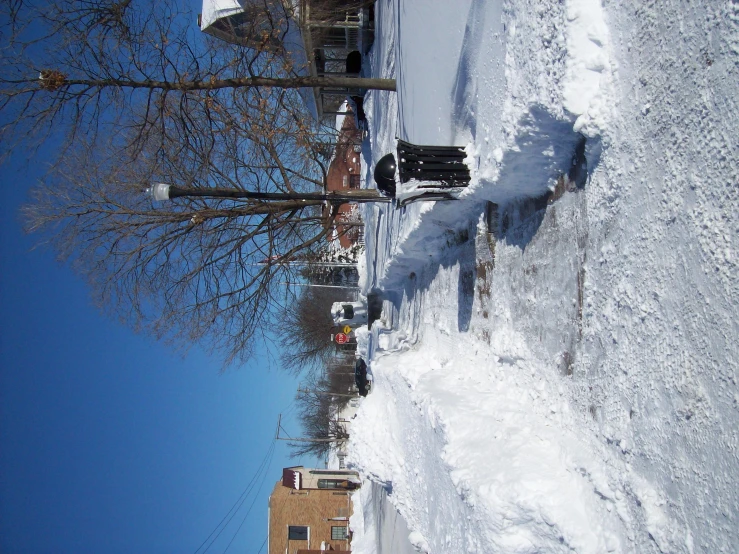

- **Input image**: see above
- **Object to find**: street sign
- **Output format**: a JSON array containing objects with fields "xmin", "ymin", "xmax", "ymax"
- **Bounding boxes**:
[
  {"xmin": 343, "ymin": 325, "xmax": 352, "ymax": 335},
  {"xmin": 335, "ymin": 333, "xmax": 349, "ymax": 345}
]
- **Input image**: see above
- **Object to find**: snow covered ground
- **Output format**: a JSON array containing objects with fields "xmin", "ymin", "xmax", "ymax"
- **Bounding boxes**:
[{"xmin": 348, "ymin": 0, "xmax": 739, "ymax": 552}]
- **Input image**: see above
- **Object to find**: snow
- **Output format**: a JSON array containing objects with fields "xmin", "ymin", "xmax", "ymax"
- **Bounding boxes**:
[
  {"xmin": 349, "ymin": 481, "xmax": 418, "ymax": 554},
  {"xmin": 336, "ymin": 100, "xmax": 350, "ymax": 132},
  {"xmin": 199, "ymin": 0, "xmax": 243, "ymax": 29},
  {"xmin": 346, "ymin": 0, "xmax": 739, "ymax": 552}
]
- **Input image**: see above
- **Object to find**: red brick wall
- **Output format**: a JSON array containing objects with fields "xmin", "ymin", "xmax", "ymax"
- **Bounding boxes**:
[{"xmin": 326, "ymin": 114, "xmax": 363, "ymax": 248}]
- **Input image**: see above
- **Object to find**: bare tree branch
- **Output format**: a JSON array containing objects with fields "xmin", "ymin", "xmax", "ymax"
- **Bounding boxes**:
[{"xmin": 4, "ymin": 0, "xmax": 387, "ymax": 367}]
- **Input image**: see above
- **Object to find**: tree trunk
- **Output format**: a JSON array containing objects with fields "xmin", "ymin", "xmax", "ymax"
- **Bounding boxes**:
[{"xmin": 49, "ymin": 75, "xmax": 397, "ymax": 92}]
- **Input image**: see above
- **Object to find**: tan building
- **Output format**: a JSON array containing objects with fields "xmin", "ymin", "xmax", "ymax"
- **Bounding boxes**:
[{"xmin": 268, "ymin": 467, "xmax": 360, "ymax": 554}]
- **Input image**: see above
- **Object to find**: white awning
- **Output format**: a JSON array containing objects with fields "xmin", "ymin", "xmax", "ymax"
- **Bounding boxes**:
[{"xmin": 200, "ymin": 0, "xmax": 244, "ymax": 30}]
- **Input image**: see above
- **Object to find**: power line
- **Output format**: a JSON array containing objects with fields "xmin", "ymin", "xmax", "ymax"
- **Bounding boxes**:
[
  {"xmin": 193, "ymin": 440, "xmax": 276, "ymax": 554},
  {"xmin": 211, "ymin": 442, "xmax": 276, "ymax": 554},
  {"xmin": 279, "ymin": 422, "xmax": 293, "ymax": 440},
  {"xmin": 222, "ymin": 448, "xmax": 275, "ymax": 553},
  {"xmin": 194, "ymin": 443, "xmax": 273, "ymax": 554}
]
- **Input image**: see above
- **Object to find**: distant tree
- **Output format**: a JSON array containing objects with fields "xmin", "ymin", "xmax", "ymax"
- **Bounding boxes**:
[
  {"xmin": 289, "ymin": 372, "xmax": 351, "ymax": 458},
  {"xmin": 280, "ymin": 285, "xmax": 356, "ymax": 374},
  {"xmin": 300, "ymin": 264, "xmax": 360, "ymax": 286},
  {"xmin": 326, "ymin": 351, "xmax": 357, "ymax": 372},
  {"xmin": 325, "ymin": 360, "xmax": 356, "ymax": 404}
]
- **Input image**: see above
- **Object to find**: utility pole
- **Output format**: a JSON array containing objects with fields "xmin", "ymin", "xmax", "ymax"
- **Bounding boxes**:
[
  {"xmin": 274, "ymin": 414, "xmax": 346, "ymax": 442},
  {"xmin": 275, "ymin": 413, "xmax": 282, "ymax": 440}
]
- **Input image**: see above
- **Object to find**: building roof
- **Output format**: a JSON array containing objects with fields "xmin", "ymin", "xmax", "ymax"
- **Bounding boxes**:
[{"xmin": 200, "ymin": 0, "xmax": 244, "ymax": 30}]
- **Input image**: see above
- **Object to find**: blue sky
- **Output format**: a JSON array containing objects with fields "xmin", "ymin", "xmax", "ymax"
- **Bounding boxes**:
[{"xmin": 0, "ymin": 156, "xmax": 311, "ymax": 553}]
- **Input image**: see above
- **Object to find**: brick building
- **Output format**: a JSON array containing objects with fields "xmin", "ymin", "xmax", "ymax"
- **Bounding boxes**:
[
  {"xmin": 325, "ymin": 112, "xmax": 363, "ymax": 249},
  {"xmin": 268, "ymin": 467, "xmax": 360, "ymax": 554}
]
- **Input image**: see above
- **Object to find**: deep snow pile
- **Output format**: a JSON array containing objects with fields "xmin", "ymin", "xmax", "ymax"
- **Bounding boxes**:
[{"xmin": 348, "ymin": 0, "xmax": 739, "ymax": 553}]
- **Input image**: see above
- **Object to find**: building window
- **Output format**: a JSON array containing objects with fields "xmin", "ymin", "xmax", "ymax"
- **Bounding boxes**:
[
  {"xmin": 288, "ymin": 526, "xmax": 309, "ymax": 540},
  {"xmin": 349, "ymin": 175, "xmax": 361, "ymax": 189},
  {"xmin": 331, "ymin": 526, "xmax": 348, "ymax": 540},
  {"xmin": 318, "ymin": 479, "xmax": 343, "ymax": 489}
]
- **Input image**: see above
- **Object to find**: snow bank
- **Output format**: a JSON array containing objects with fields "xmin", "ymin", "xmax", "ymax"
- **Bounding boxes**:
[
  {"xmin": 362, "ymin": 0, "xmax": 615, "ymax": 292},
  {"xmin": 349, "ymin": 0, "xmax": 739, "ymax": 552},
  {"xmin": 350, "ymin": 323, "xmax": 630, "ymax": 553},
  {"xmin": 562, "ymin": 0, "xmax": 613, "ymax": 135}
]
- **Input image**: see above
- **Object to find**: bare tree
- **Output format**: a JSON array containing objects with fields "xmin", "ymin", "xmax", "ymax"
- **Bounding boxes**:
[
  {"xmin": 299, "ymin": 262, "xmax": 360, "ymax": 286},
  {"xmin": 325, "ymin": 360, "xmax": 356, "ymax": 403},
  {"xmin": 0, "ymin": 0, "xmax": 394, "ymax": 160},
  {"xmin": 21, "ymin": 127, "xmax": 379, "ymax": 365},
  {"xmin": 2, "ymin": 0, "xmax": 392, "ymax": 365},
  {"xmin": 280, "ymin": 285, "xmax": 355, "ymax": 374},
  {"xmin": 289, "ymin": 372, "xmax": 351, "ymax": 458}
]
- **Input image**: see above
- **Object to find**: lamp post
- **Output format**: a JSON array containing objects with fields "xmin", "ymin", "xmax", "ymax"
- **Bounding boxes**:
[
  {"xmin": 146, "ymin": 183, "xmax": 377, "ymax": 268},
  {"xmin": 146, "ymin": 183, "xmax": 391, "ymax": 204}
]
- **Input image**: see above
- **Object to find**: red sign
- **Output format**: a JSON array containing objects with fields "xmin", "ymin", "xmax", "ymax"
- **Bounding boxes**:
[{"xmin": 335, "ymin": 333, "xmax": 349, "ymax": 344}]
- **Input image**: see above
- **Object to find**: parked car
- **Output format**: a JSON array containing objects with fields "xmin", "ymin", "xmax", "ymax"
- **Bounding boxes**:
[
  {"xmin": 332, "ymin": 301, "xmax": 368, "ymax": 328},
  {"xmin": 354, "ymin": 357, "xmax": 372, "ymax": 397}
]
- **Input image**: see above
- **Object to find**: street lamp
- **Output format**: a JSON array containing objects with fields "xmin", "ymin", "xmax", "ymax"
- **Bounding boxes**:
[
  {"xmin": 145, "ymin": 183, "xmax": 392, "ymax": 203},
  {"xmin": 147, "ymin": 183, "xmax": 315, "ymax": 202},
  {"xmin": 147, "ymin": 183, "xmax": 175, "ymax": 201}
]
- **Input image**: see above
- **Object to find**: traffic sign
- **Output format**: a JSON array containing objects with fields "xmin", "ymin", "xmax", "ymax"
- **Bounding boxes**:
[
  {"xmin": 335, "ymin": 333, "xmax": 349, "ymax": 344},
  {"xmin": 343, "ymin": 325, "xmax": 352, "ymax": 335}
]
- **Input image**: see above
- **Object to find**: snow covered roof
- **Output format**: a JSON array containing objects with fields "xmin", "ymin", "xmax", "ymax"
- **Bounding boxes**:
[
  {"xmin": 200, "ymin": 0, "xmax": 244, "ymax": 31},
  {"xmin": 335, "ymin": 100, "xmax": 350, "ymax": 131}
]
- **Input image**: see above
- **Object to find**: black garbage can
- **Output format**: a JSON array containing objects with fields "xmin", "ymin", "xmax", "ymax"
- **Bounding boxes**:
[
  {"xmin": 396, "ymin": 140, "xmax": 470, "ymax": 185},
  {"xmin": 373, "ymin": 140, "xmax": 470, "ymax": 204}
]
